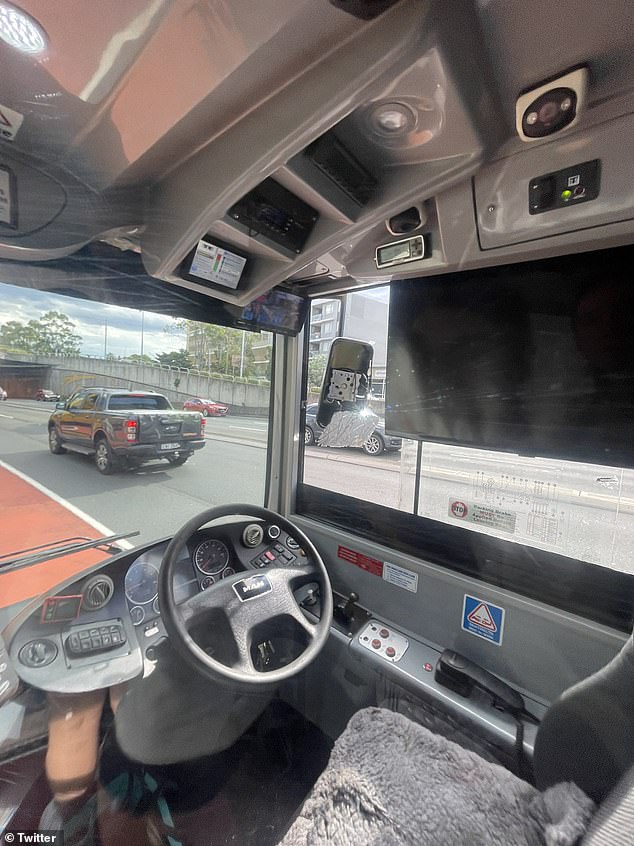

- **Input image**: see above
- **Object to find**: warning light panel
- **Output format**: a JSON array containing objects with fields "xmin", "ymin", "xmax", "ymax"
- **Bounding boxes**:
[{"xmin": 41, "ymin": 595, "xmax": 83, "ymax": 623}]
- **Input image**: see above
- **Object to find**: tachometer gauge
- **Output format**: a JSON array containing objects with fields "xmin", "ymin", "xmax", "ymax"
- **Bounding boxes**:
[
  {"xmin": 194, "ymin": 539, "xmax": 230, "ymax": 575},
  {"xmin": 124, "ymin": 561, "xmax": 159, "ymax": 605}
]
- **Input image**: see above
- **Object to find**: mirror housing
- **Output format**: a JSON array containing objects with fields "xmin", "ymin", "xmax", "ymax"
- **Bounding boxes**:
[
  {"xmin": 55, "ymin": 401, "xmax": 66, "ymax": 410},
  {"xmin": 316, "ymin": 337, "xmax": 374, "ymax": 429},
  {"xmin": 313, "ymin": 338, "xmax": 378, "ymax": 449}
]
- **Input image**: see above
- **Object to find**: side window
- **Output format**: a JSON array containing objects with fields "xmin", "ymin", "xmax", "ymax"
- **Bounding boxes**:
[
  {"xmin": 302, "ymin": 287, "xmax": 417, "ymax": 513},
  {"xmin": 67, "ymin": 392, "xmax": 85, "ymax": 410},
  {"xmin": 82, "ymin": 392, "xmax": 99, "ymax": 410},
  {"xmin": 298, "ymin": 283, "xmax": 634, "ymax": 623}
]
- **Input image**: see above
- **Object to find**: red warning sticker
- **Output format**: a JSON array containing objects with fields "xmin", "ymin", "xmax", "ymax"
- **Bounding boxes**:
[
  {"xmin": 467, "ymin": 602, "xmax": 497, "ymax": 631},
  {"xmin": 450, "ymin": 500, "xmax": 468, "ymax": 518},
  {"xmin": 337, "ymin": 545, "xmax": 383, "ymax": 577}
]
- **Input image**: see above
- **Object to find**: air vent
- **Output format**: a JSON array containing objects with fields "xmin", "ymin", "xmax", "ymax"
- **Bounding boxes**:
[
  {"xmin": 82, "ymin": 575, "xmax": 114, "ymax": 610},
  {"xmin": 242, "ymin": 524, "xmax": 264, "ymax": 548}
]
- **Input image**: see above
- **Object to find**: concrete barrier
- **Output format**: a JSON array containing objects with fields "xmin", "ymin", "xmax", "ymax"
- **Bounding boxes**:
[{"xmin": 0, "ymin": 353, "xmax": 270, "ymax": 415}]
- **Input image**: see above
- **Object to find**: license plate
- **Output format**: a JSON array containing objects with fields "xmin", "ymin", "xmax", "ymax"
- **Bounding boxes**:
[{"xmin": 160, "ymin": 442, "xmax": 181, "ymax": 450}]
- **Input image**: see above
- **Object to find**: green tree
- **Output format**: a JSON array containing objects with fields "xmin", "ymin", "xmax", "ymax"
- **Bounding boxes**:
[
  {"xmin": 307, "ymin": 353, "xmax": 327, "ymax": 390},
  {"xmin": 155, "ymin": 348, "xmax": 192, "ymax": 368},
  {"xmin": 0, "ymin": 311, "xmax": 81, "ymax": 355},
  {"xmin": 126, "ymin": 354, "xmax": 154, "ymax": 364},
  {"xmin": 0, "ymin": 320, "xmax": 38, "ymax": 352},
  {"xmin": 184, "ymin": 321, "xmax": 265, "ymax": 379}
]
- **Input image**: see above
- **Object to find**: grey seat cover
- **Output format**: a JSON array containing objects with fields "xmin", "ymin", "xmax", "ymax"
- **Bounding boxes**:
[
  {"xmin": 581, "ymin": 765, "xmax": 634, "ymax": 846},
  {"xmin": 534, "ymin": 632, "xmax": 634, "ymax": 804},
  {"xmin": 280, "ymin": 707, "xmax": 594, "ymax": 846}
]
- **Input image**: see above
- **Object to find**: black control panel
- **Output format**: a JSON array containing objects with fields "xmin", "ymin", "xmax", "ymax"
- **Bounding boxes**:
[
  {"xmin": 251, "ymin": 539, "xmax": 301, "ymax": 569},
  {"xmin": 228, "ymin": 178, "xmax": 318, "ymax": 253},
  {"xmin": 65, "ymin": 621, "xmax": 126, "ymax": 657},
  {"xmin": 529, "ymin": 159, "xmax": 600, "ymax": 215}
]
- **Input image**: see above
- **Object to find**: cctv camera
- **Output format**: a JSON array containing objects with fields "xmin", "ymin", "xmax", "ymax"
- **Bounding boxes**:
[{"xmin": 516, "ymin": 67, "xmax": 588, "ymax": 142}]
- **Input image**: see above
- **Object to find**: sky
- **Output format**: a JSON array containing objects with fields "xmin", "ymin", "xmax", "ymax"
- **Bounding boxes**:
[{"xmin": 0, "ymin": 282, "xmax": 186, "ymax": 358}]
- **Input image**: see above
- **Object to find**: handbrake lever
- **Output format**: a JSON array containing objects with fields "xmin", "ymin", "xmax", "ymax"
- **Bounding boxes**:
[{"xmin": 435, "ymin": 649, "xmax": 525, "ymax": 714}]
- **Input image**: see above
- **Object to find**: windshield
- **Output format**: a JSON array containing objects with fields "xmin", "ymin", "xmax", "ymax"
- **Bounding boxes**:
[{"xmin": 0, "ymin": 283, "xmax": 272, "ymax": 584}]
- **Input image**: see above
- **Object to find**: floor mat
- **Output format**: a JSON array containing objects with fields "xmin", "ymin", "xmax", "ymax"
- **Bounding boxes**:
[{"xmin": 98, "ymin": 701, "xmax": 333, "ymax": 846}]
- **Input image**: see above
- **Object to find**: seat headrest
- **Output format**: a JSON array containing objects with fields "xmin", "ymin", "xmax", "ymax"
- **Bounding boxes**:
[{"xmin": 534, "ymin": 631, "xmax": 634, "ymax": 804}]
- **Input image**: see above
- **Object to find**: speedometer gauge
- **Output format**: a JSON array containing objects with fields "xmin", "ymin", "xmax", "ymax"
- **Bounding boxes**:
[
  {"xmin": 194, "ymin": 539, "xmax": 230, "ymax": 574},
  {"xmin": 125, "ymin": 561, "xmax": 159, "ymax": 605}
]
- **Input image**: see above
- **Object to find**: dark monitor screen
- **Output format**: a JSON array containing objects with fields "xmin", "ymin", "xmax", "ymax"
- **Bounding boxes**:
[
  {"xmin": 239, "ymin": 289, "xmax": 308, "ymax": 336},
  {"xmin": 386, "ymin": 247, "xmax": 634, "ymax": 467}
]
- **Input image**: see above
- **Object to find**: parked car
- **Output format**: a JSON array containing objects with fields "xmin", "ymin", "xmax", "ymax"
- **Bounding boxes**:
[
  {"xmin": 35, "ymin": 389, "xmax": 60, "ymax": 401},
  {"xmin": 48, "ymin": 388, "xmax": 206, "ymax": 474},
  {"xmin": 183, "ymin": 397, "xmax": 229, "ymax": 417},
  {"xmin": 304, "ymin": 404, "xmax": 402, "ymax": 456},
  {"xmin": 0, "ymin": 386, "xmax": 7, "ymax": 400}
]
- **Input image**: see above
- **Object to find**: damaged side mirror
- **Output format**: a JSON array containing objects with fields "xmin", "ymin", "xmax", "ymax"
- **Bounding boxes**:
[{"xmin": 315, "ymin": 338, "xmax": 378, "ymax": 448}]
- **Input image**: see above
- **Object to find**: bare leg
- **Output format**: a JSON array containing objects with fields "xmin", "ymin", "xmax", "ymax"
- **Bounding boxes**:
[{"xmin": 46, "ymin": 689, "xmax": 106, "ymax": 804}]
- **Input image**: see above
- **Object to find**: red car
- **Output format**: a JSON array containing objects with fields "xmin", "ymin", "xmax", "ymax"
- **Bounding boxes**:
[{"xmin": 182, "ymin": 397, "xmax": 229, "ymax": 417}]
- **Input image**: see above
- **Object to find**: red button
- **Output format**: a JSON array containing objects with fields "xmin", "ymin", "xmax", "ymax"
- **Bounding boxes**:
[
  {"xmin": 265, "ymin": 551, "xmax": 275, "ymax": 561},
  {"xmin": 371, "ymin": 639, "xmax": 381, "ymax": 649},
  {"xmin": 386, "ymin": 647, "xmax": 396, "ymax": 658},
  {"xmin": 379, "ymin": 628, "xmax": 389, "ymax": 638},
  {"xmin": 423, "ymin": 663, "xmax": 433, "ymax": 672}
]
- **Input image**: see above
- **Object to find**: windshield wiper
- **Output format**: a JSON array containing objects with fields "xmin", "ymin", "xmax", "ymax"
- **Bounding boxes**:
[{"xmin": 0, "ymin": 531, "xmax": 140, "ymax": 573}]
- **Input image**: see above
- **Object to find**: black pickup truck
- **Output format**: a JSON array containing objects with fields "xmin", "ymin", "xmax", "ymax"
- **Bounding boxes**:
[{"xmin": 48, "ymin": 388, "xmax": 206, "ymax": 474}]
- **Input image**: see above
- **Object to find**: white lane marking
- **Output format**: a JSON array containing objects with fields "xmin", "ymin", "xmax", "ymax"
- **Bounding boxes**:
[
  {"xmin": 0, "ymin": 459, "xmax": 133, "ymax": 549},
  {"xmin": 0, "ymin": 413, "xmax": 14, "ymax": 419},
  {"xmin": 222, "ymin": 425, "xmax": 266, "ymax": 432}
]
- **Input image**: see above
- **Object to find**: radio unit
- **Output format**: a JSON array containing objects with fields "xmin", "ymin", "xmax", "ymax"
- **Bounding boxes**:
[{"xmin": 228, "ymin": 178, "xmax": 318, "ymax": 254}]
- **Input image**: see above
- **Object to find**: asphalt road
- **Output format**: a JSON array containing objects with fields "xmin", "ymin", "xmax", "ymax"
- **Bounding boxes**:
[{"xmin": 1, "ymin": 400, "xmax": 632, "ymax": 574}]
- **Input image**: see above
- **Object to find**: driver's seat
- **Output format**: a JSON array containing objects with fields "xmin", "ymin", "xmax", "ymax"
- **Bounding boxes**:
[{"xmin": 279, "ymin": 632, "xmax": 634, "ymax": 846}]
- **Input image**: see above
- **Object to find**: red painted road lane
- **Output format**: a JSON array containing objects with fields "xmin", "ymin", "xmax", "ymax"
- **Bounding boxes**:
[{"xmin": 0, "ymin": 466, "xmax": 107, "ymax": 608}]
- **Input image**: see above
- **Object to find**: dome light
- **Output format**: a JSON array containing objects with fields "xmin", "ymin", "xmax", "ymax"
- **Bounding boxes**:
[
  {"xmin": 0, "ymin": 3, "xmax": 47, "ymax": 54},
  {"xmin": 368, "ymin": 102, "xmax": 417, "ymax": 139}
]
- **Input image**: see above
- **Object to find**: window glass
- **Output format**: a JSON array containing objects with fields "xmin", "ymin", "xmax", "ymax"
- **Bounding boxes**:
[
  {"xmin": 107, "ymin": 394, "xmax": 172, "ymax": 411},
  {"xmin": 418, "ymin": 442, "xmax": 634, "ymax": 575},
  {"xmin": 302, "ymin": 286, "xmax": 416, "ymax": 512},
  {"xmin": 67, "ymin": 392, "xmax": 85, "ymax": 409},
  {"xmin": 82, "ymin": 392, "xmax": 99, "ymax": 410}
]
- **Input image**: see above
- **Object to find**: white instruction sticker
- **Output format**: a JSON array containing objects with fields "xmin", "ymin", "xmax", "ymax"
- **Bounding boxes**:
[
  {"xmin": 189, "ymin": 239, "xmax": 246, "ymax": 289},
  {"xmin": 383, "ymin": 561, "xmax": 418, "ymax": 593},
  {"xmin": 0, "ymin": 104, "xmax": 24, "ymax": 142},
  {"xmin": 448, "ymin": 497, "xmax": 516, "ymax": 534},
  {"xmin": 0, "ymin": 167, "xmax": 13, "ymax": 226}
]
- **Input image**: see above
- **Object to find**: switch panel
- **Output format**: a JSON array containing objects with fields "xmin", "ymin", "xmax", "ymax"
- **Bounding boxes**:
[
  {"xmin": 358, "ymin": 619, "xmax": 409, "ymax": 663},
  {"xmin": 529, "ymin": 159, "xmax": 600, "ymax": 215}
]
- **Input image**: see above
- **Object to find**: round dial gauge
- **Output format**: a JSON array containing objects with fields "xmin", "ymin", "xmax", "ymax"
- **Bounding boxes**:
[
  {"xmin": 194, "ymin": 539, "xmax": 230, "ymax": 575},
  {"xmin": 130, "ymin": 606, "xmax": 145, "ymax": 626},
  {"xmin": 124, "ymin": 561, "xmax": 159, "ymax": 605}
]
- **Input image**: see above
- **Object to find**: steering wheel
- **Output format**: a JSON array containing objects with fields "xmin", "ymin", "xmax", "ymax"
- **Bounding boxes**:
[{"xmin": 158, "ymin": 504, "xmax": 333, "ymax": 687}]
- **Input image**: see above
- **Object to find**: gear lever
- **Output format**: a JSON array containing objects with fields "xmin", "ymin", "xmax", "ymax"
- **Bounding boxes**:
[{"xmin": 334, "ymin": 592, "xmax": 359, "ymax": 627}]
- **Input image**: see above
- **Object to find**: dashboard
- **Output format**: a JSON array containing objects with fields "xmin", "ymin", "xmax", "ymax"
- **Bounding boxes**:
[{"xmin": 6, "ymin": 520, "xmax": 310, "ymax": 694}]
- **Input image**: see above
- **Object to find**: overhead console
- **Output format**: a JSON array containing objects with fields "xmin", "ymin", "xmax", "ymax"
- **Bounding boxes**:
[{"xmin": 141, "ymin": 0, "xmax": 489, "ymax": 305}]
